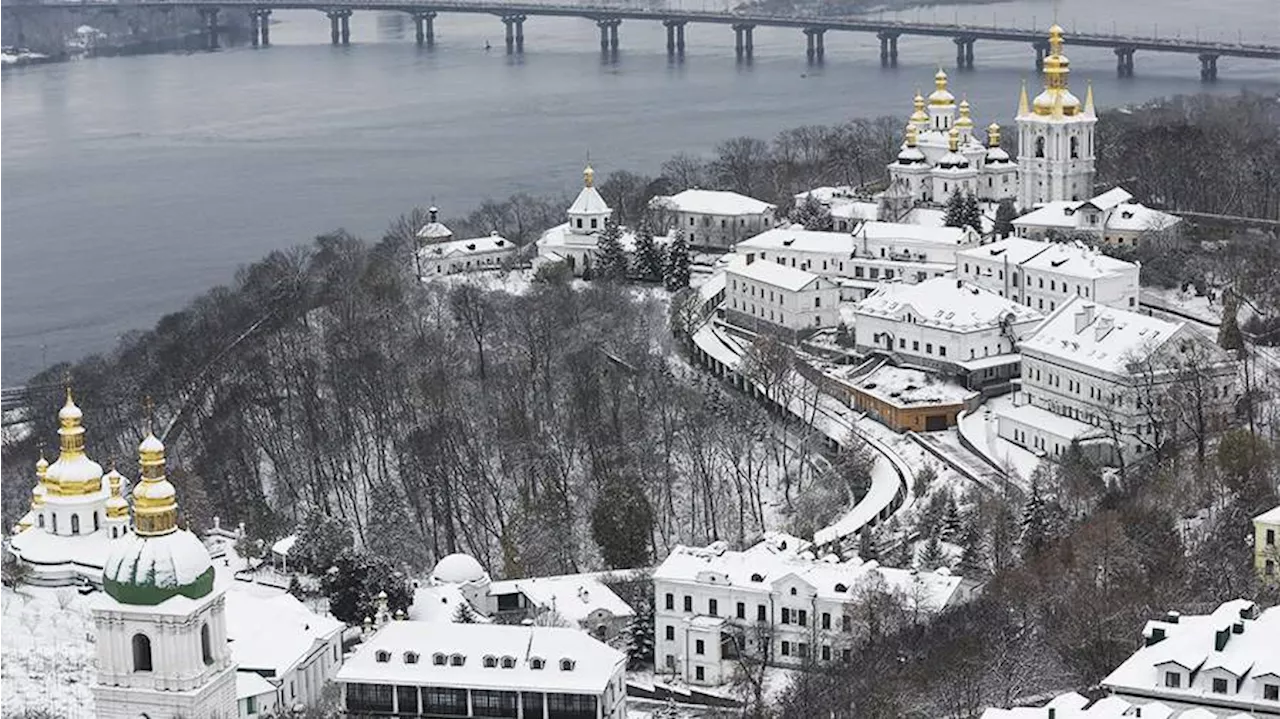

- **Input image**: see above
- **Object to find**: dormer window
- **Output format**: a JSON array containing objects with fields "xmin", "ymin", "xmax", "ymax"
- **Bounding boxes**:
[
  {"xmin": 789, "ymin": 587, "xmax": 797, "ymax": 596},
  {"xmin": 501, "ymin": 656, "xmax": 517, "ymax": 669},
  {"xmin": 483, "ymin": 655, "xmax": 498, "ymax": 668},
  {"xmin": 834, "ymin": 583, "xmax": 848, "ymax": 593},
  {"xmin": 560, "ymin": 658, "xmax": 576, "ymax": 671},
  {"xmin": 375, "ymin": 650, "xmax": 391, "ymax": 663},
  {"xmin": 750, "ymin": 573, "xmax": 764, "ymax": 582},
  {"xmin": 530, "ymin": 657, "xmax": 546, "ymax": 670},
  {"xmin": 433, "ymin": 653, "xmax": 447, "ymax": 666},
  {"xmin": 404, "ymin": 651, "xmax": 420, "ymax": 664},
  {"xmin": 449, "ymin": 653, "xmax": 466, "ymax": 666}
]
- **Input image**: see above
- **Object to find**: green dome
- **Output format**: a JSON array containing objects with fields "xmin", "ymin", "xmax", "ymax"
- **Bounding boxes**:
[{"xmin": 103, "ymin": 530, "xmax": 215, "ymax": 605}]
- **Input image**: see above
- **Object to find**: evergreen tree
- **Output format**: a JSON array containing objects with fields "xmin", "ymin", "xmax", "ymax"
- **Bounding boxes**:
[
  {"xmin": 858, "ymin": 528, "xmax": 880, "ymax": 563},
  {"xmin": 364, "ymin": 482, "xmax": 431, "ymax": 572},
  {"xmin": 663, "ymin": 230, "xmax": 691, "ymax": 291},
  {"xmin": 790, "ymin": 194, "xmax": 834, "ymax": 231},
  {"xmin": 591, "ymin": 472, "xmax": 655, "ymax": 569},
  {"xmin": 632, "ymin": 220, "xmax": 665, "ymax": 282},
  {"xmin": 1019, "ymin": 482, "xmax": 1055, "ymax": 561},
  {"xmin": 1218, "ymin": 289, "xmax": 1245, "ymax": 351},
  {"xmin": 292, "ymin": 510, "xmax": 354, "ymax": 575},
  {"xmin": 960, "ymin": 193, "xmax": 984, "ymax": 234},
  {"xmin": 917, "ymin": 535, "xmax": 948, "ymax": 571},
  {"xmin": 321, "ymin": 548, "xmax": 413, "ymax": 624},
  {"xmin": 452, "ymin": 602, "xmax": 478, "ymax": 624},
  {"xmin": 957, "ymin": 518, "xmax": 987, "ymax": 577},
  {"xmin": 891, "ymin": 521, "xmax": 913, "ymax": 568},
  {"xmin": 580, "ymin": 256, "xmax": 594, "ymax": 281},
  {"xmin": 941, "ymin": 495, "xmax": 962, "ymax": 542},
  {"xmin": 993, "ymin": 198, "xmax": 1018, "ymax": 238},
  {"xmin": 595, "ymin": 218, "xmax": 630, "ymax": 282},
  {"xmin": 943, "ymin": 191, "xmax": 966, "ymax": 228},
  {"xmin": 625, "ymin": 599, "xmax": 655, "ymax": 668},
  {"xmin": 287, "ymin": 574, "xmax": 304, "ymax": 600}
]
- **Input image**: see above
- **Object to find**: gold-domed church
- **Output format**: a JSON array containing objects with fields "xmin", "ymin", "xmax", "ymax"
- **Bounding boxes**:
[
  {"xmin": 1015, "ymin": 24, "xmax": 1098, "ymax": 209},
  {"xmin": 9, "ymin": 389, "xmax": 134, "ymax": 586}
]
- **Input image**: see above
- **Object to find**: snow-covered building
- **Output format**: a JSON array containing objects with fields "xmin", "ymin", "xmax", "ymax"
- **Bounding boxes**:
[
  {"xmin": 535, "ymin": 164, "xmax": 619, "ymax": 277},
  {"xmin": 1101, "ymin": 600, "xmax": 1280, "ymax": 716},
  {"xmin": 979, "ymin": 692, "xmax": 1189, "ymax": 719},
  {"xmin": 649, "ymin": 189, "xmax": 776, "ymax": 249},
  {"xmin": 1016, "ymin": 25, "xmax": 1098, "ymax": 209},
  {"xmin": 337, "ymin": 621, "xmax": 628, "ymax": 718},
  {"xmin": 225, "ymin": 591, "xmax": 345, "ymax": 715},
  {"xmin": 884, "ymin": 71, "xmax": 1019, "ymax": 210},
  {"xmin": 955, "ymin": 237, "xmax": 1140, "ymax": 312},
  {"xmin": 1254, "ymin": 505, "xmax": 1280, "ymax": 586},
  {"xmin": 829, "ymin": 363, "xmax": 978, "ymax": 432},
  {"xmin": 418, "ymin": 232, "xmax": 518, "ymax": 277},
  {"xmin": 9, "ymin": 390, "xmax": 132, "ymax": 587},
  {"xmin": 998, "ymin": 297, "xmax": 1237, "ymax": 465},
  {"xmin": 853, "ymin": 278, "xmax": 1044, "ymax": 389},
  {"xmin": 653, "ymin": 535, "xmax": 975, "ymax": 686},
  {"xmin": 1013, "ymin": 187, "xmax": 1182, "ymax": 247},
  {"xmin": 92, "ymin": 431, "xmax": 238, "ymax": 718},
  {"xmin": 725, "ymin": 256, "xmax": 840, "ymax": 336},
  {"xmin": 484, "ymin": 572, "xmax": 636, "ymax": 643},
  {"xmin": 416, "ymin": 206, "xmax": 455, "ymax": 244}
]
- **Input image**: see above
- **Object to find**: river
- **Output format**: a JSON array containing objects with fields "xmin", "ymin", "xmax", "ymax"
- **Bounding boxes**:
[{"xmin": 2, "ymin": 0, "xmax": 1277, "ymax": 383}]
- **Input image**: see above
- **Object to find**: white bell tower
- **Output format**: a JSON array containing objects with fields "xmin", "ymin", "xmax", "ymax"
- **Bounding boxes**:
[{"xmin": 1016, "ymin": 25, "xmax": 1097, "ymax": 210}]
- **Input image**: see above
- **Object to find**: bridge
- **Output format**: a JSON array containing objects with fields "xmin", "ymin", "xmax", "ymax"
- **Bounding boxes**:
[{"xmin": 6, "ymin": 0, "xmax": 1278, "ymax": 78}]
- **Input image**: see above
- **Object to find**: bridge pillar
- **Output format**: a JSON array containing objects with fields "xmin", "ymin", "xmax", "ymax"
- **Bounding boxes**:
[
  {"xmin": 676, "ymin": 21, "xmax": 685, "ymax": 56},
  {"xmin": 412, "ymin": 11, "xmax": 436, "ymax": 47},
  {"xmin": 596, "ymin": 18, "xmax": 619, "ymax": 56},
  {"xmin": 1033, "ymin": 40, "xmax": 1049, "ymax": 70},
  {"xmin": 516, "ymin": 15, "xmax": 524, "ymax": 53},
  {"xmin": 1114, "ymin": 46, "xmax": 1135, "ymax": 77},
  {"xmin": 249, "ymin": 10, "xmax": 259, "ymax": 47},
  {"xmin": 953, "ymin": 36, "xmax": 974, "ymax": 69},
  {"xmin": 258, "ymin": 9, "xmax": 271, "ymax": 46},
  {"xmin": 877, "ymin": 31, "xmax": 899, "ymax": 67},
  {"xmin": 340, "ymin": 11, "xmax": 351, "ymax": 45},
  {"xmin": 327, "ymin": 11, "xmax": 341, "ymax": 45},
  {"xmin": 803, "ymin": 27, "xmax": 825, "ymax": 63},
  {"xmin": 732, "ymin": 23, "xmax": 753, "ymax": 61},
  {"xmin": 664, "ymin": 19, "xmax": 677, "ymax": 56},
  {"xmin": 198, "ymin": 7, "xmax": 219, "ymax": 50},
  {"xmin": 504, "ymin": 16, "xmax": 515, "ymax": 54},
  {"xmin": 1198, "ymin": 53, "xmax": 1218, "ymax": 81}
]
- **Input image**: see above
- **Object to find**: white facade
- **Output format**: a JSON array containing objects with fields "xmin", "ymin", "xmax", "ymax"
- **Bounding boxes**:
[
  {"xmin": 650, "ymin": 189, "xmax": 775, "ymax": 248},
  {"xmin": 92, "ymin": 587, "xmax": 238, "ymax": 719},
  {"xmin": 418, "ymin": 233, "xmax": 518, "ymax": 277},
  {"xmin": 484, "ymin": 572, "xmax": 636, "ymax": 643},
  {"xmin": 535, "ymin": 165, "xmax": 617, "ymax": 277},
  {"xmin": 1016, "ymin": 26, "xmax": 1098, "ymax": 209},
  {"xmin": 998, "ymin": 297, "xmax": 1237, "ymax": 465},
  {"xmin": 956, "ymin": 237, "xmax": 1140, "ymax": 312},
  {"xmin": 1013, "ymin": 187, "xmax": 1181, "ymax": 247},
  {"xmin": 1102, "ymin": 600, "xmax": 1280, "ymax": 717},
  {"xmin": 337, "ymin": 621, "xmax": 628, "ymax": 718},
  {"xmin": 653, "ymin": 535, "xmax": 971, "ymax": 686},
  {"xmin": 853, "ymin": 278, "xmax": 1043, "ymax": 384},
  {"xmin": 225, "ymin": 591, "xmax": 345, "ymax": 714},
  {"xmin": 725, "ymin": 257, "xmax": 840, "ymax": 334}
]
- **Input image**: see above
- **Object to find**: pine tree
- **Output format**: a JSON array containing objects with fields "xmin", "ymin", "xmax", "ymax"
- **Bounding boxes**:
[
  {"xmin": 595, "ymin": 218, "xmax": 629, "ymax": 282},
  {"xmin": 993, "ymin": 198, "xmax": 1017, "ymax": 238},
  {"xmin": 956, "ymin": 510, "xmax": 986, "ymax": 577},
  {"xmin": 452, "ymin": 602, "xmax": 478, "ymax": 623},
  {"xmin": 625, "ymin": 599, "xmax": 655, "ymax": 668},
  {"xmin": 663, "ymin": 230, "xmax": 691, "ymax": 291},
  {"xmin": 892, "ymin": 522, "xmax": 913, "ymax": 568},
  {"xmin": 1019, "ymin": 482, "xmax": 1050, "ymax": 561},
  {"xmin": 790, "ymin": 194, "xmax": 833, "ymax": 231},
  {"xmin": 917, "ymin": 535, "xmax": 948, "ymax": 571},
  {"xmin": 960, "ymin": 193, "xmax": 984, "ymax": 234},
  {"xmin": 943, "ymin": 191, "xmax": 966, "ymax": 228},
  {"xmin": 590, "ymin": 471, "xmax": 654, "ymax": 569},
  {"xmin": 1218, "ymin": 289, "xmax": 1244, "ymax": 351},
  {"xmin": 633, "ymin": 220, "xmax": 665, "ymax": 282},
  {"xmin": 941, "ymin": 495, "xmax": 962, "ymax": 542}
]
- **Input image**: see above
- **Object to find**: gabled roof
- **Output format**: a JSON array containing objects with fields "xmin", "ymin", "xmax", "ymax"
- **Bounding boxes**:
[
  {"xmin": 420, "ymin": 234, "xmax": 514, "ymax": 259},
  {"xmin": 1254, "ymin": 505, "xmax": 1280, "ymax": 524},
  {"xmin": 1079, "ymin": 187, "xmax": 1133, "ymax": 211},
  {"xmin": 487, "ymin": 572, "xmax": 635, "ymax": 624},
  {"xmin": 567, "ymin": 186, "xmax": 610, "ymax": 216},
  {"xmin": 653, "ymin": 189, "xmax": 775, "ymax": 216},
  {"xmin": 855, "ymin": 277, "xmax": 1043, "ymax": 332},
  {"xmin": 728, "ymin": 258, "xmax": 825, "ymax": 293},
  {"xmin": 1018, "ymin": 296, "xmax": 1184, "ymax": 374},
  {"xmin": 225, "ymin": 590, "xmax": 344, "ymax": 677},
  {"xmin": 855, "ymin": 220, "xmax": 976, "ymax": 246},
  {"xmin": 736, "ymin": 227, "xmax": 856, "ymax": 255}
]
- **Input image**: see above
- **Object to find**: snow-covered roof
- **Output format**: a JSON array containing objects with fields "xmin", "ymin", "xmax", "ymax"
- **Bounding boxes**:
[
  {"xmin": 735, "ymin": 227, "xmax": 856, "ymax": 255},
  {"xmin": 433, "ymin": 553, "xmax": 489, "ymax": 585},
  {"xmin": 653, "ymin": 189, "xmax": 774, "ymax": 216},
  {"xmin": 830, "ymin": 201, "xmax": 880, "ymax": 222},
  {"xmin": 409, "ymin": 582, "xmax": 488, "ymax": 624},
  {"xmin": 1018, "ymin": 296, "xmax": 1184, "ymax": 374},
  {"xmin": 653, "ymin": 536, "xmax": 964, "ymax": 611},
  {"xmin": 225, "ymin": 590, "xmax": 343, "ymax": 677},
  {"xmin": 994, "ymin": 402, "xmax": 1107, "ymax": 443},
  {"xmin": 271, "ymin": 534, "xmax": 297, "ymax": 556},
  {"xmin": 1014, "ymin": 187, "xmax": 1179, "ymax": 235},
  {"xmin": 855, "ymin": 220, "xmax": 978, "ymax": 247},
  {"xmin": 794, "ymin": 186, "xmax": 863, "ymax": 207},
  {"xmin": 1254, "ymin": 505, "xmax": 1280, "ymax": 524},
  {"xmin": 417, "ymin": 222, "xmax": 454, "ymax": 241},
  {"xmin": 727, "ymin": 259, "xmax": 824, "ymax": 293},
  {"xmin": 488, "ymin": 572, "xmax": 635, "ymax": 625},
  {"xmin": 1103, "ymin": 600, "xmax": 1280, "ymax": 713},
  {"xmin": 958, "ymin": 237, "xmax": 1137, "ymax": 280},
  {"xmin": 8, "ymin": 525, "xmax": 115, "ymax": 573},
  {"xmin": 567, "ymin": 185, "xmax": 610, "ymax": 216},
  {"xmin": 1082, "ymin": 187, "xmax": 1134, "ymax": 211},
  {"xmin": 840, "ymin": 364, "xmax": 977, "ymax": 408},
  {"xmin": 536, "ymin": 223, "xmax": 643, "ymax": 252},
  {"xmin": 237, "ymin": 670, "xmax": 279, "ymax": 700},
  {"xmin": 980, "ymin": 692, "xmax": 1181, "ymax": 718},
  {"xmin": 855, "ymin": 277, "xmax": 1043, "ymax": 332},
  {"xmin": 336, "ymin": 622, "xmax": 625, "ymax": 694},
  {"xmin": 419, "ymin": 234, "xmax": 514, "ymax": 259}
]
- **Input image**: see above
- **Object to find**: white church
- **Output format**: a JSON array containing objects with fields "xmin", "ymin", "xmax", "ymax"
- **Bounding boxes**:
[{"xmin": 883, "ymin": 25, "xmax": 1097, "ymax": 218}]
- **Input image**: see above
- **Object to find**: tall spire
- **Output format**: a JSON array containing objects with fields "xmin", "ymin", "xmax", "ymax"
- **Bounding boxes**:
[
  {"xmin": 910, "ymin": 89, "xmax": 929, "ymax": 127},
  {"xmin": 1084, "ymin": 81, "xmax": 1095, "ymax": 116},
  {"xmin": 1017, "ymin": 81, "xmax": 1030, "ymax": 117},
  {"xmin": 133, "ymin": 432, "xmax": 178, "ymax": 536}
]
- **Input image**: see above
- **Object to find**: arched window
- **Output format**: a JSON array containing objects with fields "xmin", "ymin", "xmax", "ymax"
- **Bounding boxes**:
[
  {"xmin": 560, "ymin": 658, "xmax": 576, "ymax": 671},
  {"xmin": 111, "ymin": 527, "xmax": 117, "ymax": 538},
  {"xmin": 1035, "ymin": 136, "xmax": 1045, "ymax": 158},
  {"xmin": 93, "ymin": 512, "xmax": 100, "ymax": 532},
  {"xmin": 132, "ymin": 633, "xmax": 153, "ymax": 672},
  {"xmin": 201, "ymin": 623, "xmax": 213, "ymax": 665},
  {"xmin": 433, "ymin": 652, "xmax": 447, "ymax": 666},
  {"xmin": 834, "ymin": 583, "xmax": 848, "ymax": 593},
  {"xmin": 37, "ymin": 515, "xmax": 45, "ymax": 529},
  {"xmin": 375, "ymin": 650, "xmax": 391, "ymax": 663},
  {"xmin": 483, "ymin": 655, "xmax": 497, "ymax": 668},
  {"xmin": 1069, "ymin": 136, "xmax": 1079, "ymax": 159},
  {"xmin": 404, "ymin": 652, "xmax": 420, "ymax": 664},
  {"xmin": 500, "ymin": 656, "xmax": 517, "ymax": 669},
  {"xmin": 530, "ymin": 657, "xmax": 546, "ymax": 670},
  {"xmin": 749, "ymin": 573, "xmax": 764, "ymax": 582},
  {"xmin": 449, "ymin": 653, "xmax": 465, "ymax": 666},
  {"xmin": 71, "ymin": 515, "xmax": 80, "ymax": 535}
]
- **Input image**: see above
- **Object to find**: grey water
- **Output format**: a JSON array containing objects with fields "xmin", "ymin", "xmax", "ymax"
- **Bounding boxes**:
[{"xmin": 2, "ymin": 0, "xmax": 1277, "ymax": 384}]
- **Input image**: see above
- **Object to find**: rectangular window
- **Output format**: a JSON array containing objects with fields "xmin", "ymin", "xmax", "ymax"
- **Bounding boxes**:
[
  {"xmin": 842, "ymin": 615, "xmax": 851, "ymax": 632},
  {"xmin": 666, "ymin": 626, "xmax": 675, "ymax": 641},
  {"xmin": 665, "ymin": 593, "xmax": 674, "ymax": 611},
  {"xmin": 781, "ymin": 608, "xmax": 791, "ymax": 625},
  {"xmin": 797, "ymin": 610, "xmax": 808, "ymax": 627},
  {"xmin": 781, "ymin": 641, "xmax": 791, "ymax": 657},
  {"xmin": 912, "ymin": 341, "xmax": 920, "ymax": 352},
  {"xmin": 1268, "ymin": 529, "xmax": 1276, "ymax": 546},
  {"xmin": 926, "ymin": 343, "xmax": 933, "ymax": 354},
  {"xmin": 821, "ymin": 645, "xmax": 831, "ymax": 661},
  {"xmin": 798, "ymin": 643, "xmax": 809, "ymax": 659},
  {"xmin": 245, "ymin": 697, "xmax": 257, "ymax": 715},
  {"xmin": 708, "ymin": 599, "xmax": 718, "ymax": 617},
  {"xmin": 822, "ymin": 612, "xmax": 831, "ymax": 630},
  {"xmin": 736, "ymin": 602, "xmax": 746, "ymax": 619},
  {"xmin": 684, "ymin": 596, "xmax": 693, "ymax": 613},
  {"xmin": 899, "ymin": 339, "xmax": 906, "ymax": 349},
  {"xmin": 1212, "ymin": 677, "xmax": 1229, "ymax": 694},
  {"xmin": 695, "ymin": 666, "xmax": 705, "ymax": 682},
  {"xmin": 939, "ymin": 346, "xmax": 947, "ymax": 357},
  {"xmin": 396, "ymin": 686, "xmax": 419, "ymax": 715},
  {"xmin": 757, "ymin": 605, "xmax": 767, "ymax": 622},
  {"xmin": 1265, "ymin": 684, "xmax": 1279, "ymax": 701},
  {"xmin": 420, "ymin": 686, "xmax": 468, "ymax": 715},
  {"xmin": 347, "ymin": 684, "xmax": 394, "ymax": 713},
  {"xmin": 695, "ymin": 639, "xmax": 705, "ymax": 655},
  {"xmin": 814, "ymin": 297, "xmax": 821, "ymax": 308}
]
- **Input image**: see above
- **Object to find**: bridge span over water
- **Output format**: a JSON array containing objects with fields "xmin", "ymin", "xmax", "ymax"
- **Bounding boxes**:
[{"xmin": 6, "ymin": 0, "xmax": 1279, "ymax": 78}]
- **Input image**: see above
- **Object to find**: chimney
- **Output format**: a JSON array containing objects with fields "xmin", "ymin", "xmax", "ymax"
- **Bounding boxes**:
[
  {"xmin": 1232, "ymin": 621, "xmax": 1244, "ymax": 634},
  {"xmin": 1094, "ymin": 315, "xmax": 1114, "ymax": 342},
  {"xmin": 746, "ymin": 252, "xmax": 756, "ymax": 265},
  {"xmin": 1145, "ymin": 627, "xmax": 1166, "ymax": 646},
  {"xmin": 1165, "ymin": 611, "xmax": 1180, "ymax": 624},
  {"xmin": 1214, "ymin": 627, "xmax": 1230, "ymax": 651},
  {"xmin": 1048, "ymin": 708, "xmax": 1056, "ymax": 719},
  {"xmin": 428, "ymin": 206, "xmax": 439, "ymax": 223}
]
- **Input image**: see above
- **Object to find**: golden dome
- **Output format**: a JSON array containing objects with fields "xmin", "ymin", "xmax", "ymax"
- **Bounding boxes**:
[
  {"xmin": 947, "ymin": 126, "xmax": 960, "ymax": 153},
  {"xmin": 44, "ymin": 389, "xmax": 105, "ymax": 497},
  {"xmin": 928, "ymin": 68, "xmax": 955, "ymax": 106},
  {"xmin": 905, "ymin": 123, "xmax": 918, "ymax": 147},
  {"xmin": 987, "ymin": 122, "xmax": 1001, "ymax": 147},
  {"xmin": 104, "ymin": 466, "xmax": 130, "ymax": 519},
  {"xmin": 134, "ymin": 432, "xmax": 178, "ymax": 536},
  {"xmin": 583, "ymin": 164, "xmax": 595, "ymax": 188},
  {"xmin": 910, "ymin": 90, "xmax": 929, "ymax": 125},
  {"xmin": 1034, "ymin": 25, "xmax": 1079, "ymax": 116},
  {"xmin": 956, "ymin": 99, "xmax": 974, "ymax": 128}
]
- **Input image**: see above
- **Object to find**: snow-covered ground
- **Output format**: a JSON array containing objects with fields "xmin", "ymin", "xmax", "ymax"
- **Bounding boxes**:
[
  {"xmin": 2, "ymin": 586, "xmax": 98, "ymax": 717},
  {"xmin": 1, "ymin": 50, "xmax": 50, "ymax": 66}
]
